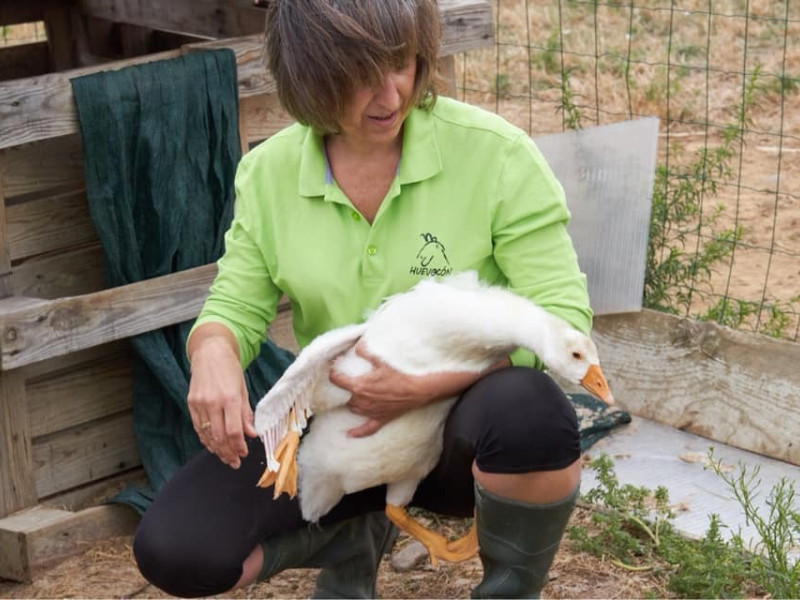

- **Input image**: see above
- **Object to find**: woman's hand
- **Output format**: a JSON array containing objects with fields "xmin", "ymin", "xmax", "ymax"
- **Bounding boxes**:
[
  {"xmin": 329, "ymin": 343, "xmax": 510, "ymax": 438},
  {"xmin": 187, "ymin": 323, "xmax": 254, "ymax": 469}
]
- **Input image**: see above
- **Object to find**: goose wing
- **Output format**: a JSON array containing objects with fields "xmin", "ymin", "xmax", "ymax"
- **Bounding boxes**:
[{"xmin": 254, "ymin": 322, "xmax": 368, "ymax": 469}]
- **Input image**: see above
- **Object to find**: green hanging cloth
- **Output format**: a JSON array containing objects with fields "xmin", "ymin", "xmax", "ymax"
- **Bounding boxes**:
[{"xmin": 71, "ymin": 49, "xmax": 294, "ymax": 513}]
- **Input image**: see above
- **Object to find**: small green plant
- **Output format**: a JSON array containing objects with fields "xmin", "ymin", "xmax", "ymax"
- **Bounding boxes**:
[
  {"xmin": 493, "ymin": 73, "xmax": 510, "ymax": 99},
  {"xmin": 703, "ymin": 297, "xmax": 757, "ymax": 330},
  {"xmin": 643, "ymin": 65, "xmax": 769, "ymax": 316},
  {"xmin": 758, "ymin": 295, "xmax": 800, "ymax": 337},
  {"xmin": 570, "ymin": 454, "xmax": 766, "ymax": 597},
  {"xmin": 676, "ymin": 44, "xmax": 704, "ymax": 62},
  {"xmin": 556, "ymin": 67, "xmax": 583, "ymax": 130},
  {"xmin": 659, "ymin": 512, "xmax": 753, "ymax": 597},
  {"xmin": 530, "ymin": 30, "xmax": 560, "ymax": 75},
  {"xmin": 764, "ymin": 73, "xmax": 800, "ymax": 96},
  {"xmin": 707, "ymin": 449, "xmax": 800, "ymax": 598},
  {"xmin": 703, "ymin": 294, "xmax": 800, "ymax": 337},
  {"xmin": 570, "ymin": 454, "xmax": 673, "ymax": 569}
]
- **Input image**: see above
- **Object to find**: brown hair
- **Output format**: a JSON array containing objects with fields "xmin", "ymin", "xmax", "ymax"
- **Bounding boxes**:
[{"xmin": 264, "ymin": 0, "xmax": 442, "ymax": 134}]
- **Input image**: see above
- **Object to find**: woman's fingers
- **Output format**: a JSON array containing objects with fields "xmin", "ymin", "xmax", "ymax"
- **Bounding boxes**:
[
  {"xmin": 221, "ymin": 402, "xmax": 249, "ymax": 469},
  {"xmin": 347, "ymin": 418, "xmax": 383, "ymax": 438},
  {"xmin": 189, "ymin": 397, "xmax": 250, "ymax": 468},
  {"xmin": 241, "ymin": 400, "xmax": 258, "ymax": 439},
  {"xmin": 186, "ymin": 331, "xmax": 251, "ymax": 468}
]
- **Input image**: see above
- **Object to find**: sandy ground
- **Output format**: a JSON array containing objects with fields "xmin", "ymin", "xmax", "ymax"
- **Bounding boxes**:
[{"xmin": 0, "ymin": 506, "xmax": 671, "ymax": 599}]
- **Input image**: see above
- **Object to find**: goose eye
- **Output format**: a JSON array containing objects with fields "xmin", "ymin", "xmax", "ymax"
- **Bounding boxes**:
[{"xmin": 572, "ymin": 351, "xmax": 583, "ymax": 360}]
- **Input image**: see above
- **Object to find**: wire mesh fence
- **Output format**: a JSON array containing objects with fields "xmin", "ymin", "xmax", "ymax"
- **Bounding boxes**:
[{"xmin": 454, "ymin": 0, "xmax": 800, "ymax": 341}]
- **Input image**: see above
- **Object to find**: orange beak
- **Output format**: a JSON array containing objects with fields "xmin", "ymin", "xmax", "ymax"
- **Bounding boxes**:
[{"xmin": 580, "ymin": 363, "xmax": 615, "ymax": 405}]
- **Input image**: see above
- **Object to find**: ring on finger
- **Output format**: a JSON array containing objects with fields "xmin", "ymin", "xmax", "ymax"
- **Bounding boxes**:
[{"xmin": 201, "ymin": 421, "xmax": 212, "ymax": 430}]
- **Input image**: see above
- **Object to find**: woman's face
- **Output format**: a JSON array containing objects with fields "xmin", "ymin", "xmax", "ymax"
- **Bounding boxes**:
[{"xmin": 336, "ymin": 58, "xmax": 417, "ymax": 148}]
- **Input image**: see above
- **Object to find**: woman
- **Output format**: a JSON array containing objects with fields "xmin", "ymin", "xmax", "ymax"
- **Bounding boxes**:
[{"xmin": 133, "ymin": 1, "xmax": 592, "ymax": 598}]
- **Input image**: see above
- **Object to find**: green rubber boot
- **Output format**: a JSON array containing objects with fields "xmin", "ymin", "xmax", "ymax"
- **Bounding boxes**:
[
  {"xmin": 471, "ymin": 483, "xmax": 579, "ymax": 599},
  {"xmin": 258, "ymin": 511, "xmax": 398, "ymax": 599}
]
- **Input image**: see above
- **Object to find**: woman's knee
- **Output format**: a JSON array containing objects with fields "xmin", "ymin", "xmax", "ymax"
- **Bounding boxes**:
[
  {"xmin": 465, "ymin": 367, "xmax": 580, "ymax": 473},
  {"xmin": 133, "ymin": 517, "xmax": 243, "ymax": 598}
]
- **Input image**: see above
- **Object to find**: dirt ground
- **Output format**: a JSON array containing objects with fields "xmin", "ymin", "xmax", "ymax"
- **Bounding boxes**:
[{"xmin": 0, "ymin": 505, "xmax": 669, "ymax": 599}]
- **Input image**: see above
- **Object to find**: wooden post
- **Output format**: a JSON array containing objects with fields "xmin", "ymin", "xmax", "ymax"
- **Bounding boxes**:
[
  {"xmin": 0, "ymin": 176, "xmax": 37, "ymax": 518},
  {"xmin": 43, "ymin": 4, "xmax": 79, "ymax": 72}
]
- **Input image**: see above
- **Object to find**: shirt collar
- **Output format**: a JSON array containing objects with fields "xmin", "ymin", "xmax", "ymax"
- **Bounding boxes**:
[
  {"xmin": 397, "ymin": 105, "xmax": 442, "ymax": 185},
  {"xmin": 298, "ymin": 127, "xmax": 327, "ymax": 197},
  {"xmin": 297, "ymin": 104, "xmax": 442, "ymax": 198}
]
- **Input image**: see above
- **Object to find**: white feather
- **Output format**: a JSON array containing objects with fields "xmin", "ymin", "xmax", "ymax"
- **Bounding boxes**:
[{"xmin": 254, "ymin": 322, "xmax": 366, "ymax": 470}]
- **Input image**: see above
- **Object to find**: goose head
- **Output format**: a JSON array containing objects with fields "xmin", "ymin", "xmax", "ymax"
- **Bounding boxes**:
[{"xmin": 537, "ymin": 326, "xmax": 615, "ymax": 406}]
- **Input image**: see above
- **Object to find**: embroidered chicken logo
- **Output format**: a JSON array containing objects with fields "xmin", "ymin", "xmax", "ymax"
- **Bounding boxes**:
[
  {"xmin": 416, "ymin": 233, "xmax": 450, "ymax": 267},
  {"xmin": 409, "ymin": 233, "xmax": 452, "ymax": 277}
]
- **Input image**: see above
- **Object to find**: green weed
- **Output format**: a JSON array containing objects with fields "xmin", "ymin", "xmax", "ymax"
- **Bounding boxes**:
[
  {"xmin": 642, "ymin": 66, "xmax": 768, "ymax": 316},
  {"xmin": 707, "ymin": 449, "xmax": 800, "ymax": 598},
  {"xmin": 530, "ymin": 30, "xmax": 560, "ymax": 75},
  {"xmin": 570, "ymin": 453, "xmax": 800, "ymax": 597},
  {"xmin": 556, "ymin": 67, "xmax": 583, "ymax": 130},
  {"xmin": 493, "ymin": 73, "xmax": 510, "ymax": 99}
]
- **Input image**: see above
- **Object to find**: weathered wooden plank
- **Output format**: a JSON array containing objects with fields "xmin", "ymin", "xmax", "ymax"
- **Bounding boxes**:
[
  {"xmin": 6, "ymin": 188, "xmax": 97, "ymax": 261},
  {"xmin": 593, "ymin": 309, "xmax": 800, "ymax": 466},
  {"xmin": 0, "ymin": 262, "xmax": 217, "ymax": 370},
  {"xmin": 21, "ymin": 339, "xmax": 130, "ymax": 380},
  {"xmin": 42, "ymin": 467, "xmax": 146, "ymax": 512},
  {"xmin": 0, "ymin": 134, "xmax": 84, "ymax": 200},
  {"xmin": 238, "ymin": 92, "xmax": 294, "ymax": 148},
  {"xmin": 32, "ymin": 411, "xmax": 141, "ymax": 498},
  {"xmin": 0, "ymin": 503, "xmax": 139, "ymax": 582},
  {"xmin": 0, "ymin": 177, "xmax": 13, "ymax": 298},
  {"xmin": 0, "ymin": 371, "xmax": 37, "ymax": 518},
  {"xmin": 78, "ymin": 0, "xmax": 264, "ymax": 39},
  {"xmin": 43, "ymin": 5, "xmax": 78, "ymax": 72},
  {"xmin": 0, "ymin": 173, "xmax": 34, "ymax": 519},
  {"xmin": 0, "ymin": 42, "xmax": 49, "ymax": 82},
  {"xmin": 0, "ymin": 2, "xmax": 51, "ymax": 26},
  {"xmin": 0, "ymin": 0, "xmax": 493, "ymax": 150},
  {"xmin": 0, "ymin": 48, "xmax": 181, "ymax": 150},
  {"xmin": 439, "ymin": 0, "xmax": 495, "ymax": 56},
  {"xmin": 27, "ymin": 355, "xmax": 132, "ymax": 438},
  {"xmin": 117, "ymin": 22, "xmax": 154, "ymax": 58},
  {"xmin": 185, "ymin": 35, "xmax": 276, "ymax": 98},
  {"xmin": 11, "ymin": 242, "xmax": 107, "ymax": 300}
]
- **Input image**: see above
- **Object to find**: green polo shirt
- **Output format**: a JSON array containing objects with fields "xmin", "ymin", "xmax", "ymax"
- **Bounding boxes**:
[{"xmin": 193, "ymin": 96, "xmax": 592, "ymax": 369}]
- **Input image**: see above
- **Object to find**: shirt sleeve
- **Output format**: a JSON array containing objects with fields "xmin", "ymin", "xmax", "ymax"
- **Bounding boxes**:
[
  {"xmin": 190, "ymin": 159, "xmax": 283, "ymax": 369},
  {"xmin": 491, "ymin": 133, "xmax": 593, "ymax": 369}
]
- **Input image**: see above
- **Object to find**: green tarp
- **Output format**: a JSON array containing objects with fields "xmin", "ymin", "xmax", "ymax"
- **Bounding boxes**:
[{"xmin": 71, "ymin": 49, "xmax": 294, "ymax": 513}]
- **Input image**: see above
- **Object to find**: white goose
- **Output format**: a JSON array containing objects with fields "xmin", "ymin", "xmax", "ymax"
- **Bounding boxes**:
[{"xmin": 254, "ymin": 271, "xmax": 614, "ymax": 564}]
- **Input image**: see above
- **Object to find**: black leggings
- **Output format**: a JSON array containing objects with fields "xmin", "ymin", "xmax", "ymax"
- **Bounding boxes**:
[{"xmin": 133, "ymin": 367, "xmax": 579, "ymax": 597}]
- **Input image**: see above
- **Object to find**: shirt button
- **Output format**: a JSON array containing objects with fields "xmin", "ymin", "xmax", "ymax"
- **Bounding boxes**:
[
  {"xmin": 367, "ymin": 245, "xmax": 377, "ymax": 256},
  {"xmin": 351, "ymin": 211, "xmax": 361, "ymax": 221}
]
